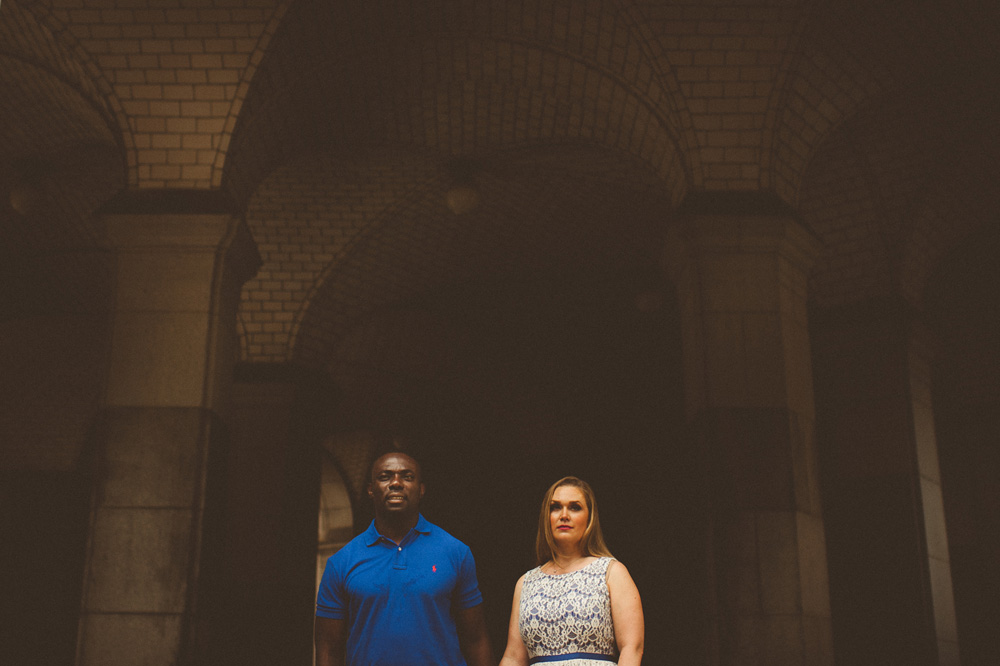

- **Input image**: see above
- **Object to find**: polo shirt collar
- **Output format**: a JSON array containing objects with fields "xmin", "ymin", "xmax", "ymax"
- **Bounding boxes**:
[
  {"xmin": 412, "ymin": 513, "xmax": 432, "ymax": 534},
  {"xmin": 364, "ymin": 514, "xmax": 431, "ymax": 546}
]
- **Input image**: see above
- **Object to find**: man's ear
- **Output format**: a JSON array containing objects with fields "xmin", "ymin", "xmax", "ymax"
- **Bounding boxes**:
[
  {"xmin": 367, "ymin": 483, "xmax": 373, "ymax": 497},
  {"xmin": 419, "ymin": 482, "xmax": 426, "ymax": 499}
]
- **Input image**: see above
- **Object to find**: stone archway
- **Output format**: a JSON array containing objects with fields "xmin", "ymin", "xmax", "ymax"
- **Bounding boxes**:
[
  {"xmin": 315, "ymin": 268, "xmax": 694, "ymax": 663},
  {"xmin": 315, "ymin": 451, "xmax": 353, "ymax": 595}
]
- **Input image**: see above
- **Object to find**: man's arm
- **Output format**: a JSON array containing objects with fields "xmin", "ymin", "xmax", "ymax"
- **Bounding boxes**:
[
  {"xmin": 314, "ymin": 616, "xmax": 348, "ymax": 666},
  {"xmin": 454, "ymin": 603, "xmax": 493, "ymax": 666}
]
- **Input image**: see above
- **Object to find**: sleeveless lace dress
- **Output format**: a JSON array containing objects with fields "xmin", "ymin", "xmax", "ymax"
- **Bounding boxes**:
[{"xmin": 518, "ymin": 557, "xmax": 618, "ymax": 665}]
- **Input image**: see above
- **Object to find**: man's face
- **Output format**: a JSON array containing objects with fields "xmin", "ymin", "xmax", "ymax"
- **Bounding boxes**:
[{"xmin": 368, "ymin": 453, "xmax": 424, "ymax": 517}]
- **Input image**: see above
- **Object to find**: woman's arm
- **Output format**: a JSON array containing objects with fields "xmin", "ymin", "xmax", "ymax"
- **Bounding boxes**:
[
  {"xmin": 608, "ymin": 560, "xmax": 644, "ymax": 666},
  {"xmin": 498, "ymin": 574, "xmax": 530, "ymax": 666}
]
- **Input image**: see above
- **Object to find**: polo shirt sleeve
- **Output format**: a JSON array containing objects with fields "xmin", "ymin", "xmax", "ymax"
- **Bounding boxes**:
[
  {"xmin": 315, "ymin": 553, "xmax": 348, "ymax": 619},
  {"xmin": 452, "ymin": 546, "xmax": 484, "ymax": 610}
]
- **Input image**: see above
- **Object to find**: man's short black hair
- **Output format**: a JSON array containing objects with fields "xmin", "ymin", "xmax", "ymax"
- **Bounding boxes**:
[{"xmin": 369, "ymin": 443, "xmax": 419, "ymax": 477}]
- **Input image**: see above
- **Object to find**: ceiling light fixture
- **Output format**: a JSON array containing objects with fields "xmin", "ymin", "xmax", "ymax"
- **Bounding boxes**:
[{"xmin": 444, "ymin": 157, "xmax": 482, "ymax": 215}]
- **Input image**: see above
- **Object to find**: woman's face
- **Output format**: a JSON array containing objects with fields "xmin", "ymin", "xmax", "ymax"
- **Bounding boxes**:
[{"xmin": 549, "ymin": 485, "xmax": 589, "ymax": 549}]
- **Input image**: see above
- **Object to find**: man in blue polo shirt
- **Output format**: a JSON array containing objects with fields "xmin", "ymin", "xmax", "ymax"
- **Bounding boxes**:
[{"xmin": 315, "ymin": 451, "xmax": 493, "ymax": 666}]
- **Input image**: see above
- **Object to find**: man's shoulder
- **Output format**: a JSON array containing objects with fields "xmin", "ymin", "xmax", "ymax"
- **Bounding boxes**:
[
  {"xmin": 420, "ymin": 519, "xmax": 473, "ymax": 553},
  {"xmin": 327, "ymin": 529, "xmax": 374, "ymax": 564}
]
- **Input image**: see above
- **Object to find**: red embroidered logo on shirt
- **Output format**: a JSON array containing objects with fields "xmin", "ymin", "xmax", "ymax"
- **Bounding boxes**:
[{"xmin": 432, "ymin": 565, "xmax": 437, "ymax": 572}]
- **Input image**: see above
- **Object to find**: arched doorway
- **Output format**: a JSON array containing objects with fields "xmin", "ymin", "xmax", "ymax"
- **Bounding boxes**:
[
  {"xmin": 312, "ymin": 270, "xmax": 697, "ymax": 664},
  {"xmin": 315, "ymin": 451, "xmax": 353, "ymax": 593}
]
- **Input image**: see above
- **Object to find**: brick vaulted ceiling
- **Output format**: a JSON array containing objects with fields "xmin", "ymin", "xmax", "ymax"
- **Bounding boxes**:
[{"xmin": 1, "ymin": 0, "xmax": 998, "ymax": 369}]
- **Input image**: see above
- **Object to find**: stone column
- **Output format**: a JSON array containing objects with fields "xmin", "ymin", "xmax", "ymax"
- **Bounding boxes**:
[
  {"xmin": 216, "ymin": 365, "xmax": 335, "ymax": 666},
  {"xmin": 934, "ymin": 317, "xmax": 1000, "ymax": 666},
  {"xmin": 811, "ymin": 299, "xmax": 960, "ymax": 666},
  {"xmin": 665, "ymin": 195, "xmax": 833, "ymax": 665},
  {"xmin": 77, "ymin": 192, "xmax": 259, "ymax": 666}
]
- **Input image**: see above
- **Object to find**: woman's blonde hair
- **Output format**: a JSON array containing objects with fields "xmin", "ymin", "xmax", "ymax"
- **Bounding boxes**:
[{"xmin": 535, "ymin": 476, "xmax": 614, "ymax": 564}]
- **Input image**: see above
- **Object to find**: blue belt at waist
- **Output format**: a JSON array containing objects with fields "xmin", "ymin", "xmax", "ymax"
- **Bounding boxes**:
[{"xmin": 528, "ymin": 654, "xmax": 616, "ymax": 664}]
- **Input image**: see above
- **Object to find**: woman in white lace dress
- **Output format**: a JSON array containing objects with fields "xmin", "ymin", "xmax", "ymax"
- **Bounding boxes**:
[{"xmin": 498, "ymin": 477, "xmax": 644, "ymax": 666}]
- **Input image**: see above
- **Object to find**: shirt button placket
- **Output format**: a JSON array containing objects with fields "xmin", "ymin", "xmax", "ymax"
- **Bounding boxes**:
[{"xmin": 393, "ymin": 543, "xmax": 407, "ymax": 570}]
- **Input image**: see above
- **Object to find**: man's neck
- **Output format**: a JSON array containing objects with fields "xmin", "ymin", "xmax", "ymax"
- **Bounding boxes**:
[{"xmin": 374, "ymin": 513, "xmax": 419, "ymax": 544}]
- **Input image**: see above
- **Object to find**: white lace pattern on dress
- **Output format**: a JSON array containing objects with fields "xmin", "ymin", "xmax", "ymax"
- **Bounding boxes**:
[{"xmin": 518, "ymin": 557, "xmax": 617, "ymax": 665}]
